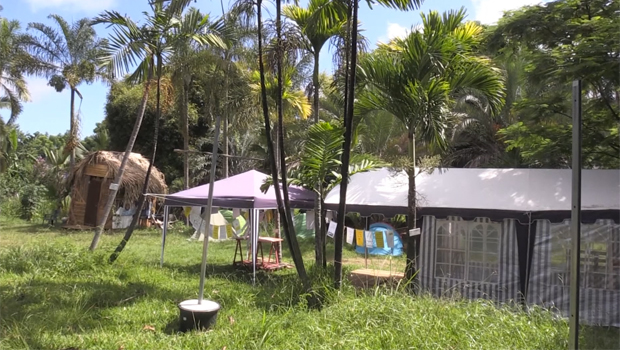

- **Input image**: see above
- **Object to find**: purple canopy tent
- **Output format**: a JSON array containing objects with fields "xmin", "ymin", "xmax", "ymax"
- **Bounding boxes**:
[{"xmin": 155, "ymin": 170, "xmax": 315, "ymax": 283}]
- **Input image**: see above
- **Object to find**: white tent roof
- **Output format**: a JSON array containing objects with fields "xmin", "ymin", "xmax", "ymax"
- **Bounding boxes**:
[{"xmin": 324, "ymin": 168, "xmax": 620, "ymax": 222}]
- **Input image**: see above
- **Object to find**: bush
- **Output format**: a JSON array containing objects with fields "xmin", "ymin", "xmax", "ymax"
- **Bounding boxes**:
[{"xmin": 19, "ymin": 184, "xmax": 47, "ymax": 221}]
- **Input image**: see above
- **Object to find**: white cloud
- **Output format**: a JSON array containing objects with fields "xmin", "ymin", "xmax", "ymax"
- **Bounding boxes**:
[
  {"xmin": 378, "ymin": 22, "xmax": 420, "ymax": 45},
  {"xmin": 386, "ymin": 22, "xmax": 409, "ymax": 40},
  {"xmin": 471, "ymin": 0, "xmax": 546, "ymax": 24},
  {"xmin": 25, "ymin": 76, "xmax": 66, "ymax": 103},
  {"xmin": 24, "ymin": 0, "xmax": 117, "ymax": 14}
]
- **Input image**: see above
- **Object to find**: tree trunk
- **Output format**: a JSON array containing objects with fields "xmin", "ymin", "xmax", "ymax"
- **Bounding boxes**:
[
  {"xmin": 312, "ymin": 50, "xmax": 325, "ymax": 268},
  {"xmin": 69, "ymin": 88, "xmax": 76, "ymax": 170},
  {"xmin": 404, "ymin": 131, "xmax": 419, "ymax": 287},
  {"xmin": 314, "ymin": 192, "xmax": 323, "ymax": 266},
  {"xmin": 321, "ymin": 201, "xmax": 327, "ymax": 268},
  {"xmin": 258, "ymin": 0, "xmax": 311, "ymax": 291},
  {"xmin": 333, "ymin": 0, "xmax": 359, "ymax": 289},
  {"xmin": 89, "ymin": 68, "xmax": 153, "ymax": 251},
  {"xmin": 312, "ymin": 51, "xmax": 320, "ymax": 124},
  {"xmin": 182, "ymin": 78, "xmax": 190, "ymax": 190},
  {"xmin": 109, "ymin": 57, "xmax": 163, "ymax": 263}
]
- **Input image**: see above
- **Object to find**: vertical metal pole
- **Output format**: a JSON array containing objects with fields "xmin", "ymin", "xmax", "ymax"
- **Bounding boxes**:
[
  {"xmin": 198, "ymin": 115, "xmax": 222, "ymax": 304},
  {"xmin": 160, "ymin": 205, "xmax": 169, "ymax": 267},
  {"xmin": 568, "ymin": 80, "xmax": 582, "ymax": 350}
]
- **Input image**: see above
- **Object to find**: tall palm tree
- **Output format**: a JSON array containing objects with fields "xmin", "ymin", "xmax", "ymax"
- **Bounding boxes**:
[
  {"xmin": 27, "ymin": 15, "xmax": 105, "ymax": 170},
  {"xmin": 356, "ymin": 9, "xmax": 505, "ymax": 282},
  {"xmin": 0, "ymin": 18, "xmax": 32, "ymax": 125},
  {"xmin": 169, "ymin": 9, "xmax": 230, "ymax": 190},
  {"xmin": 283, "ymin": 0, "xmax": 348, "ymax": 125},
  {"xmin": 89, "ymin": 0, "xmax": 225, "ymax": 253},
  {"xmin": 256, "ymin": 0, "xmax": 312, "ymax": 291}
]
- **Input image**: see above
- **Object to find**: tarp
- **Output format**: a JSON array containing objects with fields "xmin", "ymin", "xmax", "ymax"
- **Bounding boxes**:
[
  {"xmin": 163, "ymin": 170, "xmax": 315, "ymax": 209},
  {"xmin": 324, "ymin": 168, "xmax": 620, "ymax": 223},
  {"xmin": 355, "ymin": 222, "xmax": 403, "ymax": 256}
]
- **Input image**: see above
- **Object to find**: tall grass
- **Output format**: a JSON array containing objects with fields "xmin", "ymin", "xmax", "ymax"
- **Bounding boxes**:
[{"xmin": 0, "ymin": 219, "xmax": 617, "ymax": 350}]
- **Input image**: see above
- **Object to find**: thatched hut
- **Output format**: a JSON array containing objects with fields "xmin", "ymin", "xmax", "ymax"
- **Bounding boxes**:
[{"xmin": 66, "ymin": 151, "xmax": 168, "ymax": 229}]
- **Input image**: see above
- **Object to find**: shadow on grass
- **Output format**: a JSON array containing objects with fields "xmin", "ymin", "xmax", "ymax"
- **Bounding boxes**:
[{"xmin": 0, "ymin": 278, "xmax": 189, "ymax": 348}]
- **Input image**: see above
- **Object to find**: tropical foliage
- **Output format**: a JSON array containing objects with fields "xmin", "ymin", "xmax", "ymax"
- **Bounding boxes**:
[{"xmin": 0, "ymin": 0, "xmax": 616, "ymax": 288}]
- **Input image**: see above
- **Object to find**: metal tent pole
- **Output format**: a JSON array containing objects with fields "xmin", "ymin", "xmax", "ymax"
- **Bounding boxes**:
[
  {"xmin": 198, "ymin": 114, "xmax": 222, "ymax": 304},
  {"xmin": 160, "ymin": 205, "xmax": 169, "ymax": 267},
  {"xmin": 569, "ymin": 80, "xmax": 582, "ymax": 350}
]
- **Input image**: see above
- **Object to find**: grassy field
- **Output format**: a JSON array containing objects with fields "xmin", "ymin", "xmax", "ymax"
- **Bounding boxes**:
[{"xmin": 1, "ymin": 217, "xmax": 618, "ymax": 350}]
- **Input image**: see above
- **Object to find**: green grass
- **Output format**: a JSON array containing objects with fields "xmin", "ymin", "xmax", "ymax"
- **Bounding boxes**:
[{"xmin": 1, "ymin": 218, "xmax": 618, "ymax": 350}]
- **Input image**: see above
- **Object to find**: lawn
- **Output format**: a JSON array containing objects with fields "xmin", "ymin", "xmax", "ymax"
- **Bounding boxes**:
[{"xmin": 1, "ymin": 217, "xmax": 618, "ymax": 350}]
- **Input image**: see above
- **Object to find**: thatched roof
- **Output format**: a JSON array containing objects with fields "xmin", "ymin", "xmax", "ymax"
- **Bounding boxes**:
[{"xmin": 69, "ymin": 151, "xmax": 168, "ymax": 204}]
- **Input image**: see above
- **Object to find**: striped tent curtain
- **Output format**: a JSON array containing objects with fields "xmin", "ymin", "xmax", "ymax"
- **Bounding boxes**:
[{"xmin": 527, "ymin": 219, "xmax": 620, "ymax": 327}]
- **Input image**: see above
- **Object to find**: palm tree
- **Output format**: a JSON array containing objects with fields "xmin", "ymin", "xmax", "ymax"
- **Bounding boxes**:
[
  {"xmin": 262, "ymin": 121, "xmax": 383, "ymax": 267},
  {"xmin": 283, "ymin": 0, "xmax": 348, "ymax": 124},
  {"xmin": 0, "ymin": 18, "xmax": 32, "ymax": 125},
  {"xmin": 332, "ymin": 0, "xmax": 422, "ymax": 288},
  {"xmin": 89, "ymin": 0, "xmax": 225, "ymax": 253},
  {"xmin": 444, "ymin": 54, "xmax": 526, "ymax": 168},
  {"xmin": 356, "ymin": 9, "xmax": 505, "ymax": 282},
  {"xmin": 256, "ymin": 0, "xmax": 312, "ymax": 292},
  {"xmin": 27, "ymin": 15, "xmax": 105, "ymax": 170},
  {"xmin": 0, "ymin": 118, "xmax": 17, "ymax": 173},
  {"xmin": 169, "ymin": 9, "xmax": 230, "ymax": 189}
]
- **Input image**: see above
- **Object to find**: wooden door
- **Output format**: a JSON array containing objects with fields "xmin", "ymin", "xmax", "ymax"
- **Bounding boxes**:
[{"xmin": 84, "ymin": 177, "xmax": 103, "ymax": 226}]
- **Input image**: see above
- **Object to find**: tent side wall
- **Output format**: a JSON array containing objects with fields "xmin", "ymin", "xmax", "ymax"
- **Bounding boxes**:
[
  {"xmin": 419, "ymin": 215, "xmax": 521, "ymax": 303},
  {"xmin": 526, "ymin": 219, "xmax": 620, "ymax": 327}
]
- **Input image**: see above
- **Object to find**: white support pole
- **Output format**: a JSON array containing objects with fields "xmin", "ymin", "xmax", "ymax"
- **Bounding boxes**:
[
  {"xmin": 198, "ymin": 114, "xmax": 221, "ymax": 304},
  {"xmin": 252, "ymin": 209, "xmax": 259, "ymax": 285},
  {"xmin": 160, "ymin": 205, "xmax": 170, "ymax": 267}
]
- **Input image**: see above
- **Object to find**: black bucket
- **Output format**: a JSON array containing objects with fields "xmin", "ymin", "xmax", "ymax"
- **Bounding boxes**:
[{"xmin": 178, "ymin": 299, "xmax": 221, "ymax": 332}]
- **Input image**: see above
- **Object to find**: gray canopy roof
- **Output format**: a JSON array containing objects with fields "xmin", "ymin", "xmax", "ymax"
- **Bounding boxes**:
[{"xmin": 324, "ymin": 168, "xmax": 620, "ymax": 223}]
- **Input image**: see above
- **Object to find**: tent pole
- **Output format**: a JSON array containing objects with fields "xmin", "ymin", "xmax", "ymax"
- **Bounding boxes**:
[
  {"xmin": 198, "ymin": 114, "xmax": 222, "ymax": 304},
  {"xmin": 252, "ymin": 209, "xmax": 258, "ymax": 285},
  {"xmin": 160, "ymin": 205, "xmax": 169, "ymax": 267},
  {"xmin": 568, "ymin": 80, "xmax": 582, "ymax": 350}
]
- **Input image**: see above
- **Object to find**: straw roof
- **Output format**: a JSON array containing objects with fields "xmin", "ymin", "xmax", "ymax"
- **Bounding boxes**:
[{"xmin": 69, "ymin": 151, "xmax": 168, "ymax": 204}]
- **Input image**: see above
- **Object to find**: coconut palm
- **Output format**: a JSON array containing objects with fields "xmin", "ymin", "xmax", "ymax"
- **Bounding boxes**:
[
  {"xmin": 27, "ymin": 15, "xmax": 106, "ymax": 169},
  {"xmin": 356, "ymin": 9, "xmax": 505, "ymax": 282},
  {"xmin": 0, "ymin": 18, "xmax": 32, "ymax": 125},
  {"xmin": 89, "ymin": 0, "xmax": 226, "ymax": 254}
]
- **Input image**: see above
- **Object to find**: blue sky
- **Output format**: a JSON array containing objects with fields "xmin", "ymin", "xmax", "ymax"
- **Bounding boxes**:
[{"xmin": 3, "ymin": 0, "xmax": 545, "ymax": 137}]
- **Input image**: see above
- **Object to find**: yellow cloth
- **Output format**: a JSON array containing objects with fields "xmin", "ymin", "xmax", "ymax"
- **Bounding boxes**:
[
  {"xmin": 355, "ymin": 229, "xmax": 364, "ymax": 246},
  {"xmin": 375, "ymin": 231, "xmax": 385, "ymax": 248},
  {"xmin": 226, "ymin": 225, "xmax": 234, "ymax": 238}
]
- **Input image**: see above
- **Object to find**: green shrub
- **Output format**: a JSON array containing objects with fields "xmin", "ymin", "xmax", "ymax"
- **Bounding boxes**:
[{"xmin": 19, "ymin": 184, "xmax": 47, "ymax": 221}]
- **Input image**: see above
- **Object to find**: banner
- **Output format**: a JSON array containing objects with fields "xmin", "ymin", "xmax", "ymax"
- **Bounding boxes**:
[
  {"xmin": 346, "ymin": 227, "xmax": 354, "ymax": 244},
  {"xmin": 355, "ymin": 229, "xmax": 364, "ymax": 246},
  {"xmin": 306, "ymin": 210, "xmax": 315, "ymax": 229},
  {"xmin": 386, "ymin": 230, "xmax": 395, "ymax": 248},
  {"xmin": 364, "ymin": 231, "xmax": 374, "ymax": 248},
  {"xmin": 375, "ymin": 231, "xmax": 385, "ymax": 248},
  {"xmin": 327, "ymin": 221, "xmax": 337, "ymax": 238}
]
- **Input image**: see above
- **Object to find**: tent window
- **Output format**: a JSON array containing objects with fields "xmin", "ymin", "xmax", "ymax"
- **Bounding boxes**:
[
  {"xmin": 435, "ymin": 217, "xmax": 500, "ymax": 283},
  {"xmin": 549, "ymin": 220, "xmax": 619, "ymax": 291}
]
